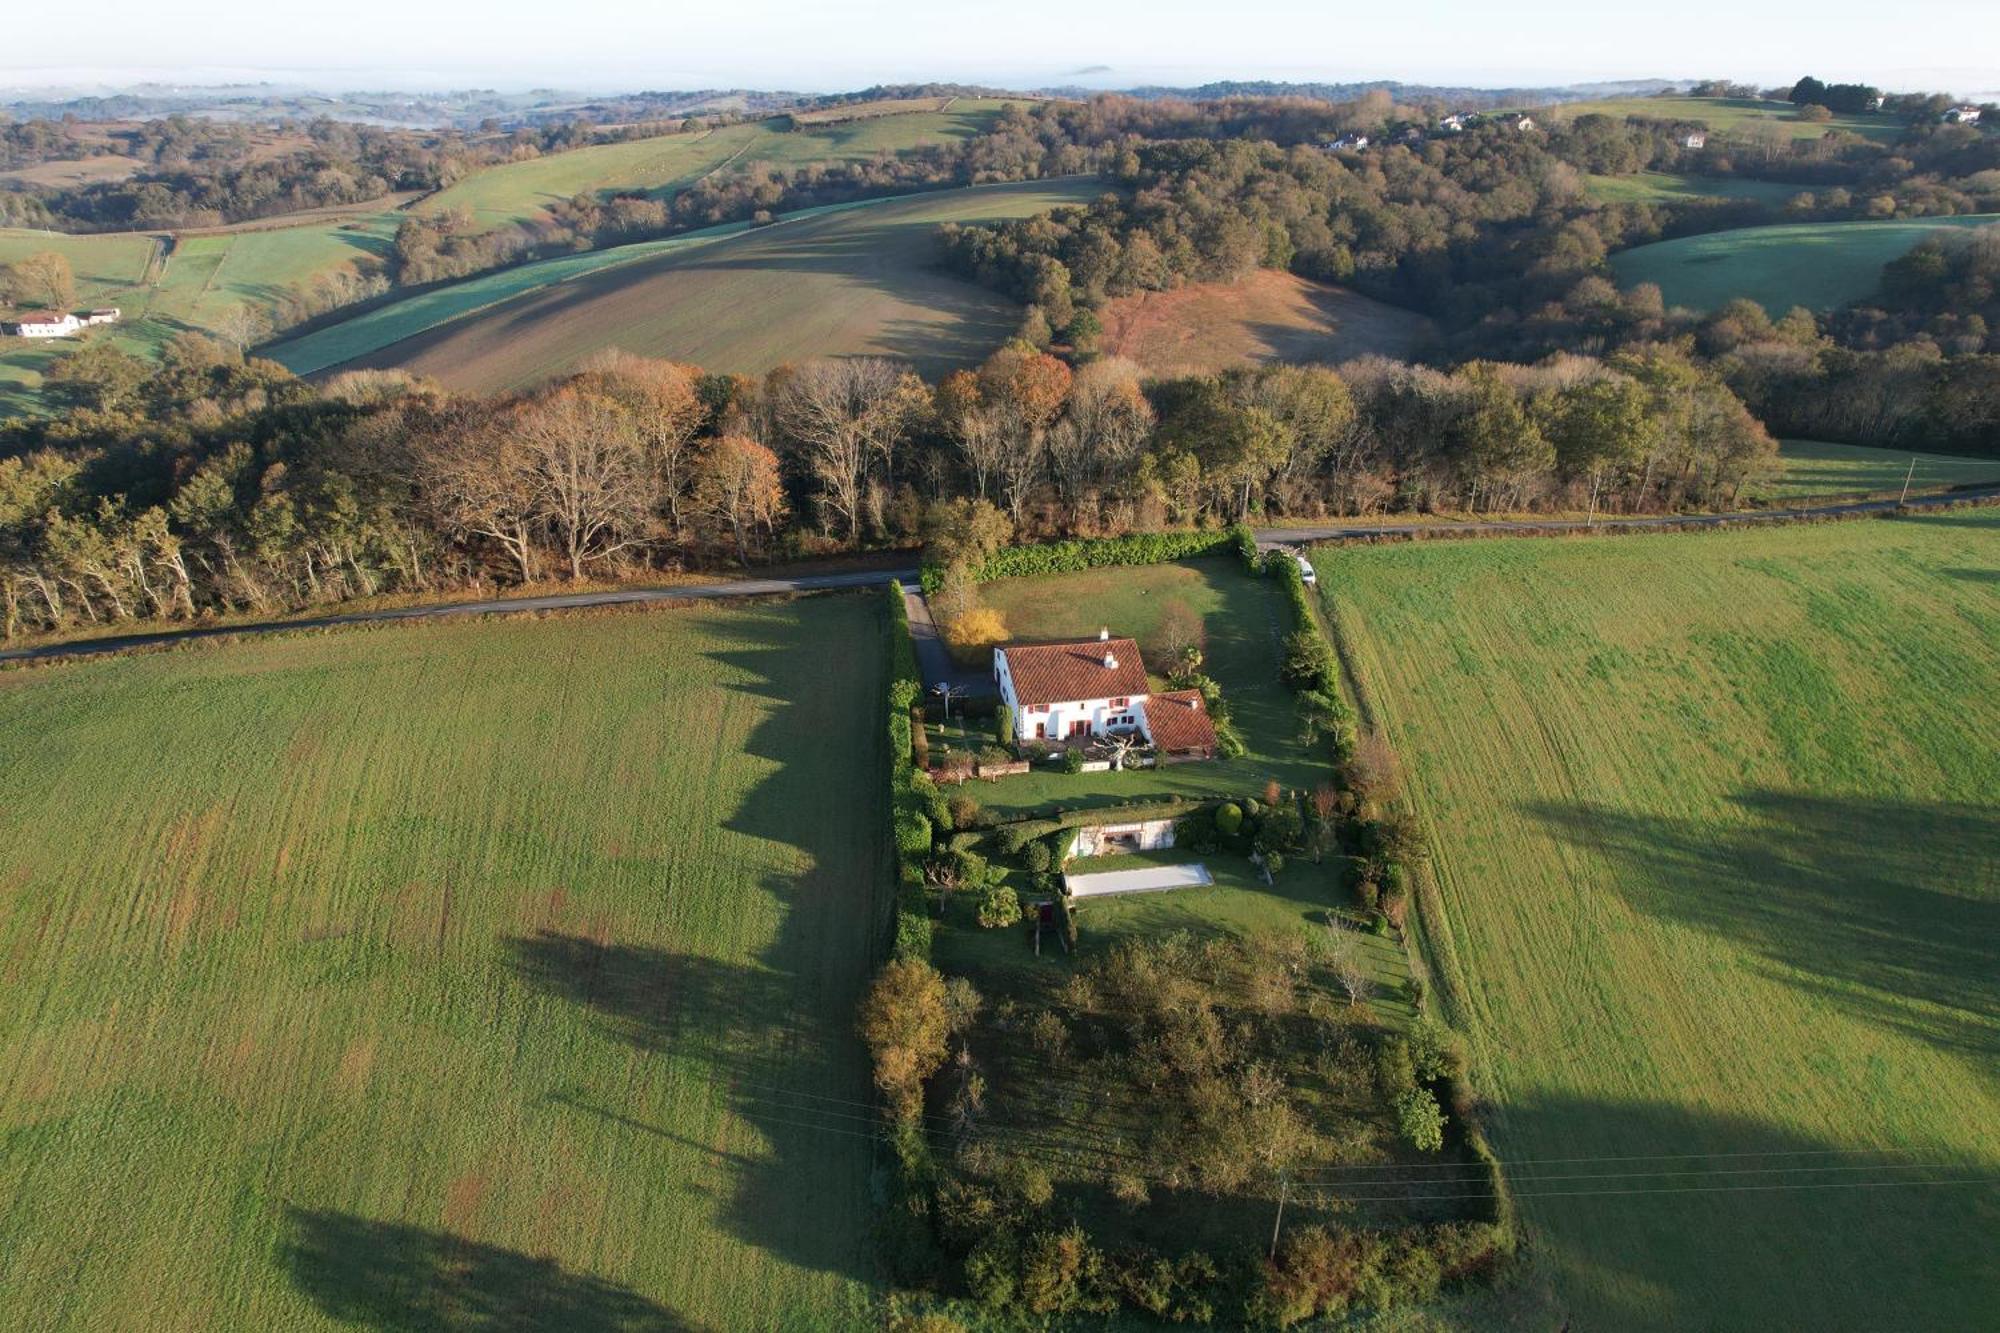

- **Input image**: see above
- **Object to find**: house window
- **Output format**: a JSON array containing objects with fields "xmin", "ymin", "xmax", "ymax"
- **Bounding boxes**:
[{"xmin": 1109, "ymin": 696, "xmax": 1128, "ymax": 708}]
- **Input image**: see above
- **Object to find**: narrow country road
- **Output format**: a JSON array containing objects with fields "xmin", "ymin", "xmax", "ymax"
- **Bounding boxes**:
[{"xmin": 3, "ymin": 485, "xmax": 1992, "ymax": 665}]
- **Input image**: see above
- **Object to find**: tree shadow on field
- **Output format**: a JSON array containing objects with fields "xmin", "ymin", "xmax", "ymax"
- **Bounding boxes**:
[
  {"xmin": 504, "ymin": 599, "xmax": 888, "ymax": 1287},
  {"xmin": 1526, "ymin": 791, "xmax": 2000, "ymax": 1061},
  {"xmin": 1481, "ymin": 1093, "xmax": 1998, "ymax": 1331},
  {"xmin": 282, "ymin": 1208, "xmax": 706, "ymax": 1331}
]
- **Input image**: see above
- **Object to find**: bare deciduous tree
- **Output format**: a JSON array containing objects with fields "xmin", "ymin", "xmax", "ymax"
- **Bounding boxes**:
[
  {"xmin": 774, "ymin": 358, "xmax": 923, "ymax": 546},
  {"xmin": 511, "ymin": 387, "xmax": 657, "ymax": 580},
  {"xmin": 416, "ymin": 404, "xmax": 544, "ymax": 583}
]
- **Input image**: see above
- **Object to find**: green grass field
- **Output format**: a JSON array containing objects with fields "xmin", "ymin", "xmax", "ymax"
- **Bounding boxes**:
[
  {"xmin": 0, "ymin": 597, "xmax": 890, "ymax": 1331},
  {"xmin": 1610, "ymin": 214, "xmax": 2000, "ymax": 313},
  {"xmin": 969, "ymin": 557, "xmax": 1321, "ymax": 816},
  {"xmin": 1, "ymin": 217, "xmax": 397, "ymax": 411},
  {"xmin": 306, "ymin": 178, "xmax": 1102, "ymax": 388},
  {"xmin": 425, "ymin": 103, "xmax": 1021, "ymax": 228},
  {"xmin": 1763, "ymin": 439, "xmax": 2000, "ymax": 500},
  {"xmin": 1319, "ymin": 513, "xmax": 2000, "ymax": 1330},
  {"xmin": 1552, "ymin": 95, "xmax": 1904, "ymax": 143},
  {"xmin": 1582, "ymin": 171, "xmax": 1800, "ymax": 206}
]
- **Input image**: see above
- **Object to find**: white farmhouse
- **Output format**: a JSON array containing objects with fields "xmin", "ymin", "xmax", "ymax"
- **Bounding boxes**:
[
  {"xmin": 993, "ymin": 630, "xmax": 1218, "ymax": 759},
  {"xmin": 4, "ymin": 312, "xmax": 82, "ymax": 338},
  {"xmin": 1679, "ymin": 131, "xmax": 1708, "ymax": 149},
  {"xmin": 1944, "ymin": 106, "xmax": 1981, "ymax": 124},
  {"xmin": 1436, "ymin": 114, "xmax": 1467, "ymax": 134}
]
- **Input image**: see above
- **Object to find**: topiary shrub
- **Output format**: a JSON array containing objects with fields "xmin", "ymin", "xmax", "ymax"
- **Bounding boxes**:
[
  {"xmin": 947, "ymin": 792, "xmax": 983, "ymax": 831},
  {"xmin": 1060, "ymin": 747, "xmax": 1085, "ymax": 775},
  {"xmin": 1215, "ymin": 803, "xmax": 1244, "ymax": 837},
  {"xmin": 995, "ymin": 704, "xmax": 1015, "ymax": 747},
  {"xmin": 1022, "ymin": 840, "xmax": 1053, "ymax": 874}
]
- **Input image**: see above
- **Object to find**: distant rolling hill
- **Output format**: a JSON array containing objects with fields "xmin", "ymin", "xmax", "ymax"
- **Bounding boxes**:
[{"xmin": 294, "ymin": 178, "xmax": 1104, "ymax": 389}]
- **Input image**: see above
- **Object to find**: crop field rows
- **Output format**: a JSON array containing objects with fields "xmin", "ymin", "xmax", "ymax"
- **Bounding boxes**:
[
  {"xmin": 1318, "ymin": 511, "xmax": 2000, "ymax": 1329},
  {"xmin": 0, "ymin": 597, "xmax": 890, "ymax": 1331}
]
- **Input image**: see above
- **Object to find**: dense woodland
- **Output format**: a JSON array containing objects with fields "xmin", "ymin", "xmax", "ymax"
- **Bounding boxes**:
[{"xmin": 0, "ymin": 325, "xmax": 1778, "ymax": 637}]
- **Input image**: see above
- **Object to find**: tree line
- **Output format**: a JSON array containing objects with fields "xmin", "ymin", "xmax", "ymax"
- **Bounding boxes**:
[{"xmin": 0, "ymin": 328, "xmax": 1774, "ymax": 639}]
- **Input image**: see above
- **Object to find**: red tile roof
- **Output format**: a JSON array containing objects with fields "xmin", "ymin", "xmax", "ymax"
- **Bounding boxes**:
[
  {"xmin": 1144, "ymin": 689, "xmax": 1218, "ymax": 754},
  {"xmin": 1001, "ymin": 638, "xmax": 1149, "ymax": 708}
]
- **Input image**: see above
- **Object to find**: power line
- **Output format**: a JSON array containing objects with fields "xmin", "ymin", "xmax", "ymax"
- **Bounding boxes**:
[
  {"xmin": 1299, "ymin": 1176, "xmax": 2000, "ymax": 1205},
  {"xmin": 1292, "ymin": 1144, "xmax": 1939, "ymax": 1175}
]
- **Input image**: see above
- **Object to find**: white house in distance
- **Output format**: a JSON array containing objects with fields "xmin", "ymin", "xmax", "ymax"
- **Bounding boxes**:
[
  {"xmin": 2, "ymin": 308, "xmax": 120, "ymax": 339},
  {"xmin": 1679, "ymin": 131, "xmax": 1708, "ymax": 150},
  {"xmin": 993, "ymin": 630, "xmax": 1219, "ymax": 760},
  {"xmin": 1944, "ymin": 106, "xmax": 1981, "ymax": 124}
]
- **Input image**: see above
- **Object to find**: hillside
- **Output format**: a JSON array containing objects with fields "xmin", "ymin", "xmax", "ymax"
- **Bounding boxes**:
[
  {"xmin": 423, "ymin": 99, "xmax": 1023, "ymax": 228},
  {"xmin": 1548, "ymin": 95, "xmax": 1904, "ymax": 143},
  {"xmin": 0, "ymin": 598, "xmax": 889, "ymax": 1330},
  {"xmin": 1581, "ymin": 171, "xmax": 1799, "ymax": 205},
  {"xmin": 1610, "ymin": 214, "xmax": 2000, "ymax": 314},
  {"xmin": 1091, "ymin": 269, "xmax": 1435, "ymax": 374},
  {"xmin": 1321, "ymin": 512, "xmax": 2000, "ymax": 1330},
  {"xmin": 310, "ymin": 178, "xmax": 1102, "ymax": 388}
]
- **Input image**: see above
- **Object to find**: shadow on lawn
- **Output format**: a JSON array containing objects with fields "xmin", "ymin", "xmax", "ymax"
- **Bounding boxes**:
[
  {"xmin": 283, "ymin": 1208, "xmax": 707, "ymax": 1331},
  {"xmin": 504, "ymin": 598, "xmax": 890, "ymax": 1289},
  {"xmin": 1482, "ymin": 1093, "xmax": 1997, "ymax": 1331},
  {"xmin": 1526, "ymin": 790, "xmax": 1999, "ymax": 1061}
]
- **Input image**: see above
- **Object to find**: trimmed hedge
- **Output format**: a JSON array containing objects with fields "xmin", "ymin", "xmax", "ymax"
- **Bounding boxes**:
[
  {"xmin": 885, "ymin": 581, "xmax": 935, "ymax": 962},
  {"xmin": 920, "ymin": 523, "xmax": 1258, "ymax": 591}
]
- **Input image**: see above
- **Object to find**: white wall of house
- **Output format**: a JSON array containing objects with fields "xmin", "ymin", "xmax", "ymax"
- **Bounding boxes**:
[{"xmin": 993, "ymin": 649, "xmax": 1145, "ymax": 743}]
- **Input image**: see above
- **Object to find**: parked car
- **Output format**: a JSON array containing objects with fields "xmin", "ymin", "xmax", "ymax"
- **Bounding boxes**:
[{"xmin": 1295, "ymin": 553, "xmax": 1317, "ymax": 587}]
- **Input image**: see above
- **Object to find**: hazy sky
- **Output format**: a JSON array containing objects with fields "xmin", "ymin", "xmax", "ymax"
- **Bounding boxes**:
[{"xmin": 7, "ymin": 0, "xmax": 1999, "ymax": 96}]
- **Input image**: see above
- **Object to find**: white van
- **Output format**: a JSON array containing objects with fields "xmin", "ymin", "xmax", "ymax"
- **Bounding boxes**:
[{"xmin": 1294, "ymin": 553, "xmax": 1317, "ymax": 587}]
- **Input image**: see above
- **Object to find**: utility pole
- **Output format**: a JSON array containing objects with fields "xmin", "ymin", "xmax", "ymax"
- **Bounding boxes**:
[
  {"xmin": 1268, "ymin": 1170, "xmax": 1290, "ymax": 1259},
  {"xmin": 1899, "ymin": 455, "xmax": 1916, "ymax": 506}
]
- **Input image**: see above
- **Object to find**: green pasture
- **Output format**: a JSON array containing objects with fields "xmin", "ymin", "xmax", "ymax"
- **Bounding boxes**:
[
  {"xmin": 0, "ymin": 596, "xmax": 890, "ymax": 1331},
  {"xmin": 1610, "ymin": 213, "xmax": 2000, "ymax": 313},
  {"xmin": 1582, "ymin": 171, "xmax": 1800, "ymax": 206},
  {"xmin": 1320, "ymin": 511, "xmax": 2000, "ymax": 1330},
  {"xmin": 1552, "ymin": 95, "xmax": 1904, "ymax": 143},
  {"xmin": 424, "ymin": 102, "xmax": 1019, "ymax": 228},
  {"xmin": 1763, "ymin": 439, "xmax": 2000, "ymax": 500}
]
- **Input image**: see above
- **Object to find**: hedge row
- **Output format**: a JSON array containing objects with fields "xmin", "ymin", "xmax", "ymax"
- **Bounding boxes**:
[
  {"xmin": 920, "ymin": 523, "xmax": 1258, "ymax": 591},
  {"xmin": 885, "ymin": 581, "xmax": 936, "ymax": 962}
]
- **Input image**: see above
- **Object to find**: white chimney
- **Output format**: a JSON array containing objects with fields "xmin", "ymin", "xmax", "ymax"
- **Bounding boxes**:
[
  {"xmin": 1098, "ymin": 627, "xmax": 1110, "ymax": 641},
  {"xmin": 1103, "ymin": 650, "xmax": 1118, "ymax": 669}
]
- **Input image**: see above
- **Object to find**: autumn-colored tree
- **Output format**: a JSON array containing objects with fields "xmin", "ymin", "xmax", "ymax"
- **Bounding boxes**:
[
  {"xmin": 579, "ymin": 353, "xmax": 708, "ymax": 541},
  {"xmin": 693, "ymin": 434, "xmax": 785, "ymax": 566},
  {"xmin": 415, "ymin": 402, "xmax": 545, "ymax": 583},
  {"xmin": 775, "ymin": 358, "xmax": 925, "ymax": 545},
  {"xmin": 510, "ymin": 387, "xmax": 657, "ymax": 580},
  {"xmin": 858, "ymin": 958, "xmax": 955, "ymax": 1120}
]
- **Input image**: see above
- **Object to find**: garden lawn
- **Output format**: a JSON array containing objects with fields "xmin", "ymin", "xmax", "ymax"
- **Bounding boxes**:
[
  {"xmin": 1319, "ymin": 512, "xmax": 2000, "ymax": 1330},
  {"xmin": 1759, "ymin": 439, "xmax": 2000, "ymax": 501},
  {"xmin": 1609, "ymin": 214, "xmax": 2000, "ymax": 315},
  {"xmin": 0, "ymin": 597, "xmax": 889, "ymax": 1332},
  {"xmin": 971, "ymin": 556, "xmax": 1321, "ymax": 816}
]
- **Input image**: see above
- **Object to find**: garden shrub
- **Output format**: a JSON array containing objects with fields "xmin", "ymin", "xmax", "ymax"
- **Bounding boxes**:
[
  {"xmin": 947, "ymin": 792, "xmax": 982, "ymax": 831},
  {"xmin": 1396, "ymin": 1087, "xmax": 1447, "ymax": 1153},
  {"xmin": 994, "ymin": 704, "xmax": 1014, "ymax": 746},
  {"xmin": 978, "ymin": 882, "xmax": 1023, "ymax": 928},
  {"xmin": 1215, "ymin": 802, "xmax": 1244, "ymax": 836},
  {"xmin": 1375, "ymin": 1036, "xmax": 1416, "ymax": 1098},
  {"xmin": 1022, "ymin": 840, "xmax": 1053, "ymax": 874},
  {"xmin": 1407, "ymin": 1018, "xmax": 1455, "ymax": 1084},
  {"xmin": 1060, "ymin": 747, "xmax": 1085, "ymax": 774}
]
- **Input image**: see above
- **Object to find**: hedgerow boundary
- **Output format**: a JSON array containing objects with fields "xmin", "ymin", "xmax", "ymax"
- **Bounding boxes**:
[{"xmin": 919, "ymin": 522, "xmax": 1258, "ymax": 592}]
